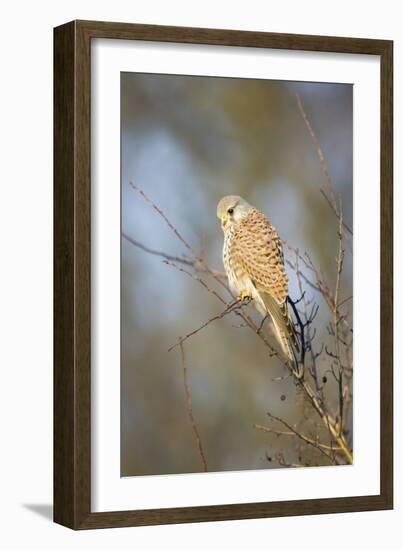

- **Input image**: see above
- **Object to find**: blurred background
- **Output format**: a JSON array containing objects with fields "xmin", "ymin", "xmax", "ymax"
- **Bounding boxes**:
[{"xmin": 121, "ymin": 73, "xmax": 353, "ymax": 476}]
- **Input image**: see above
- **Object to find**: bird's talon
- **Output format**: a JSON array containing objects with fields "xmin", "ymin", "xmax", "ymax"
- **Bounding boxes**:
[{"xmin": 236, "ymin": 291, "xmax": 252, "ymax": 302}]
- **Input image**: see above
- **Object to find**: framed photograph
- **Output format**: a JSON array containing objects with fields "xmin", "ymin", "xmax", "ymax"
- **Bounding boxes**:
[{"xmin": 54, "ymin": 20, "xmax": 393, "ymax": 529}]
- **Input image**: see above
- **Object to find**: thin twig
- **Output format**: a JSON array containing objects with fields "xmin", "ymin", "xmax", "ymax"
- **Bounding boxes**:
[
  {"xmin": 162, "ymin": 260, "xmax": 282, "ymax": 360},
  {"xmin": 257, "ymin": 413, "xmax": 336, "ymax": 463},
  {"xmin": 123, "ymin": 232, "xmax": 226, "ymax": 278},
  {"xmin": 255, "ymin": 423, "xmax": 341, "ymax": 452},
  {"xmin": 287, "ymin": 243, "xmax": 351, "ymax": 331},
  {"xmin": 320, "ymin": 189, "xmax": 353, "ymax": 236},
  {"xmin": 295, "ymin": 93, "xmax": 337, "ymax": 208},
  {"xmin": 129, "ymin": 181, "xmax": 230, "ymax": 295},
  {"xmin": 295, "ymin": 94, "xmax": 353, "ymax": 251},
  {"xmin": 180, "ymin": 342, "xmax": 208, "ymax": 472},
  {"xmin": 129, "ymin": 182, "xmax": 195, "ymax": 255},
  {"xmin": 295, "ymin": 254, "xmax": 321, "ymax": 393},
  {"xmin": 333, "ymin": 204, "xmax": 346, "ymax": 435},
  {"xmin": 163, "ymin": 260, "xmax": 226, "ymax": 304},
  {"xmin": 169, "ymin": 298, "xmax": 252, "ymax": 352},
  {"xmin": 299, "ymin": 377, "xmax": 353, "ymax": 464},
  {"xmin": 123, "ymin": 232, "xmax": 193, "ymax": 266}
]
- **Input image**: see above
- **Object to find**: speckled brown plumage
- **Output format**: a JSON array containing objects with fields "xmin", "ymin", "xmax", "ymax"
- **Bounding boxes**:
[
  {"xmin": 217, "ymin": 195, "xmax": 299, "ymax": 361},
  {"xmin": 224, "ymin": 208, "xmax": 288, "ymax": 303}
]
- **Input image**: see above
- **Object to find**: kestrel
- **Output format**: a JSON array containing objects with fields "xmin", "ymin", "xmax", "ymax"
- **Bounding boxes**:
[{"xmin": 217, "ymin": 195, "xmax": 299, "ymax": 362}]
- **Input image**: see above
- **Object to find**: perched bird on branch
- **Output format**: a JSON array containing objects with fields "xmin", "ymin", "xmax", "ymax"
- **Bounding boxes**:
[{"xmin": 217, "ymin": 195, "xmax": 299, "ymax": 363}]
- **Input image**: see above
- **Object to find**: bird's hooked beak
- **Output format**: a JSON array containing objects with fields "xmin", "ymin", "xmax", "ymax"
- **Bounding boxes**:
[{"xmin": 221, "ymin": 215, "xmax": 230, "ymax": 230}]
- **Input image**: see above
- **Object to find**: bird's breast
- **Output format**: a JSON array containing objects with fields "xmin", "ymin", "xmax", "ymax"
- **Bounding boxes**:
[{"xmin": 223, "ymin": 228, "xmax": 249, "ymax": 295}]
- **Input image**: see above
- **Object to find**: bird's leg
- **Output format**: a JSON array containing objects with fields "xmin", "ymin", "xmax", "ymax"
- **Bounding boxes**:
[{"xmin": 236, "ymin": 290, "xmax": 252, "ymax": 302}]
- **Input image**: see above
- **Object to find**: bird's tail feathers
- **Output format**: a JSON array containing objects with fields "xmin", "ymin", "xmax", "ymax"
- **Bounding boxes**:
[{"xmin": 261, "ymin": 293, "xmax": 300, "ymax": 363}]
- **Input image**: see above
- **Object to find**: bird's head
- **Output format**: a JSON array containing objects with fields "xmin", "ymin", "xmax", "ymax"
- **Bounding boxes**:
[{"xmin": 217, "ymin": 195, "xmax": 253, "ymax": 231}]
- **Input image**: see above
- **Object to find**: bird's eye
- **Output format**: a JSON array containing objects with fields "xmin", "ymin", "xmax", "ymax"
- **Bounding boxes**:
[{"xmin": 228, "ymin": 208, "xmax": 234, "ymax": 215}]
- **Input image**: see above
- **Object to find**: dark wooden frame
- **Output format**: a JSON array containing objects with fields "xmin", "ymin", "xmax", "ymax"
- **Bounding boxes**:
[{"xmin": 54, "ymin": 20, "xmax": 393, "ymax": 529}]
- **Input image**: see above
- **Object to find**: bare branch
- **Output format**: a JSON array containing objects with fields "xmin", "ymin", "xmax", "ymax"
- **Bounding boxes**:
[
  {"xmin": 123, "ymin": 232, "xmax": 226, "ymax": 279},
  {"xmin": 129, "ymin": 182, "xmax": 195, "ymax": 255},
  {"xmin": 255, "ymin": 423, "xmax": 341, "ymax": 452},
  {"xmin": 169, "ymin": 297, "xmax": 252, "ymax": 352},
  {"xmin": 163, "ymin": 260, "xmax": 226, "ymax": 305},
  {"xmin": 123, "ymin": 232, "xmax": 193, "ymax": 266},
  {"xmin": 129, "ymin": 181, "xmax": 231, "ymax": 295},
  {"xmin": 180, "ymin": 342, "xmax": 208, "ymax": 472},
  {"xmin": 320, "ymin": 189, "xmax": 353, "ymax": 236},
  {"xmin": 295, "ymin": 93, "xmax": 337, "ymax": 208},
  {"xmin": 295, "ymin": 94, "xmax": 353, "ymax": 252},
  {"xmin": 162, "ymin": 260, "xmax": 282, "ymax": 360},
  {"xmin": 332, "ymin": 203, "xmax": 346, "ymax": 435},
  {"xmin": 256, "ymin": 413, "xmax": 336, "ymax": 463}
]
